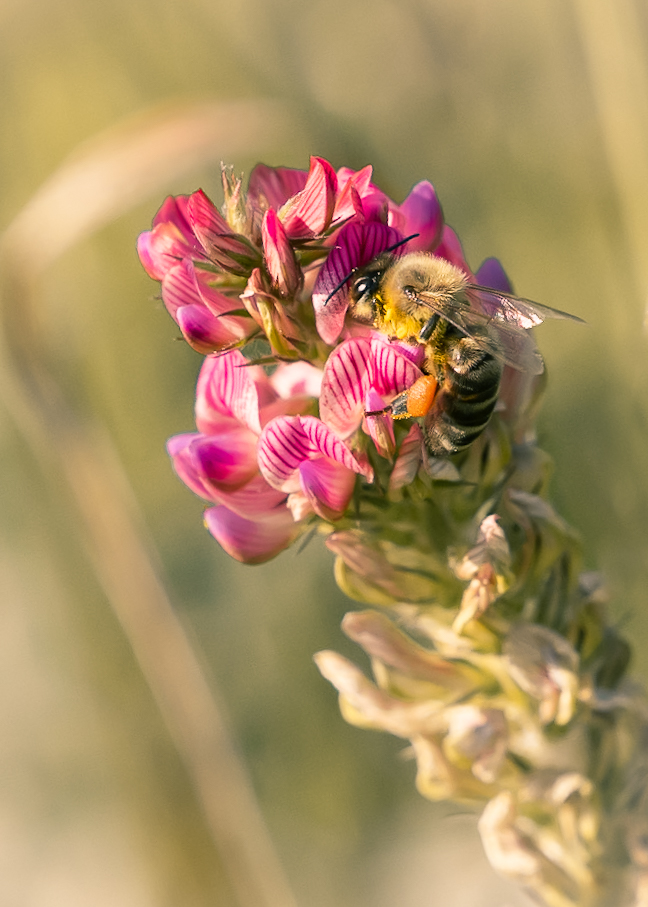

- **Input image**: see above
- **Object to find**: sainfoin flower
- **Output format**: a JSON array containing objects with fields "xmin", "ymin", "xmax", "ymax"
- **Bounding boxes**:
[{"xmin": 140, "ymin": 156, "xmax": 645, "ymax": 906}]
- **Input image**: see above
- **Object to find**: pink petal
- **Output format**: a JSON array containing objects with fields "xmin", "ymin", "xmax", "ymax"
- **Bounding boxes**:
[
  {"xmin": 299, "ymin": 457, "xmax": 357, "ymax": 520},
  {"xmin": 195, "ymin": 350, "xmax": 271, "ymax": 435},
  {"xmin": 475, "ymin": 258, "xmax": 513, "ymax": 294},
  {"xmin": 247, "ymin": 163, "xmax": 309, "ymax": 212},
  {"xmin": 390, "ymin": 181, "xmax": 444, "ymax": 252},
  {"xmin": 137, "ymin": 222, "xmax": 203, "ymax": 281},
  {"xmin": 270, "ymin": 361, "xmax": 323, "ymax": 399},
  {"xmin": 261, "ymin": 209, "xmax": 302, "ymax": 296},
  {"xmin": 334, "ymin": 165, "xmax": 374, "ymax": 221},
  {"xmin": 279, "ymin": 156, "xmax": 337, "ymax": 238},
  {"xmin": 187, "ymin": 189, "xmax": 258, "ymax": 274},
  {"xmin": 204, "ymin": 505, "xmax": 297, "ymax": 564},
  {"xmin": 319, "ymin": 337, "xmax": 421, "ymax": 437},
  {"xmin": 312, "ymin": 222, "xmax": 403, "ymax": 344},
  {"xmin": 388, "ymin": 425, "xmax": 424, "ymax": 491},
  {"xmin": 161, "ymin": 259, "xmax": 202, "ymax": 316}
]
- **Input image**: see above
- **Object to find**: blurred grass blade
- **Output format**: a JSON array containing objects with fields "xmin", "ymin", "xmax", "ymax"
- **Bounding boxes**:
[
  {"xmin": 0, "ymin": 99, "xmax": 300, "ymax": 907},
  {"xmin": 571, "ymin": 0, "xmax": 648, "ymax": 305},
  {"xmin": 2, "ymin": 98, "xmax": 297, "ymax": 275}
]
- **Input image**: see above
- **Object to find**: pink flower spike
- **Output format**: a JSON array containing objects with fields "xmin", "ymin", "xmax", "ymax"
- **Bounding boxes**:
[
  {"xmin": 278, "ymin": 156, "xmax": 337, "ymax": 239},
  {"xmin": 364, "ymin": 388, "xmax": 395, "ymax": 459},
  {"xmin": 299, "ymin": 456, "xmax": 357, "ymax": 520},
  {"xmin": 319, "ymin": 337, "xmax": 422, "ymax": 438},
  {"xmin": 261, "ymin": 208, "xmax": 302, "ymax": 296},
  {"xmin": 204, "ymin": 505, "xmax": 297, "ymax": 564},
  {"xmin": 391, "ymin": 181, "xmax": 444, "ymax": 252},
  {"xmin": 313, "ymin": 221, "xmax": 403, "ymax": 344}
]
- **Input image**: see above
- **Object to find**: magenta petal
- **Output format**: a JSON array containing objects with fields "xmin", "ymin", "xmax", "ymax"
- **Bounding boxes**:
[
  {"xmin": 319, "ymin": 337, "xmax": 421, "ymax": 437},
  {"xmin": 475, "ymin": 258, "xmax": 513, "ymax": 294},
  {"xmin": 435, "ymin": 226, "xmax": 473, "ymax": 276},
  {"xmin": 204, "ymin": 505, "xmax": 296, "ymax": 564},
  {"xmin": 167, "ymin": 433, "xmax": 211, "ymax": 499},
  {"xmin": 168, "ymin": 430, "xmax": 259, "ymax": 498},
  {"xmin": 394, "ymin": 181, "xmax": 444, "ymax": 252},
  {"xmin": 175, "ymin": 305, "xmax": 234, "ymax": 353},
  {"xmin": 195, "ymin": 350, "xmax": 268, "ymax": 435},
  {"xmin": 313, "ymin": 222, "xmax": 403, "ymax": 344},
  {"xmin": 299, "ymin": 457, "xmax": 356, "ymax": 520},
  {"xmin": 279, "ymin": 157, "xmax": 337, "ymax": 239}
]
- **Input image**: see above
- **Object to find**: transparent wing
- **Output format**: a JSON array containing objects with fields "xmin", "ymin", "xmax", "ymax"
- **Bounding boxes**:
[
  {"xmin": 469, "ymin": 285, "xmax": 586, "ymax": 328},
  {"xmin": 412, "ymin": 286, "xmax": 582, "ymax": 375}
]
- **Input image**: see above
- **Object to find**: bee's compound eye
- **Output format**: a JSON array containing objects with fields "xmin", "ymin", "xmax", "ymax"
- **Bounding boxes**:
[{"xmin": 353, "ymin": 276, "xmax": 371, "ymax": 299}]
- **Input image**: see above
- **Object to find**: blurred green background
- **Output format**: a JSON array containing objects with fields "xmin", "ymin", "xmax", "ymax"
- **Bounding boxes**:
[{"xmin": 1, "ymin": 0, "xmax": 647, "ymax": 905}]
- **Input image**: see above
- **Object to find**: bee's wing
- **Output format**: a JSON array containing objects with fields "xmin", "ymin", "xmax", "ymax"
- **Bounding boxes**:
[
  {"xmin": 469, "ymin": 285, "xmax": 585, "ymax": 328},
  {"xmin": 415, "ymin": 290, "xmax": 546, "ymax": 375}
]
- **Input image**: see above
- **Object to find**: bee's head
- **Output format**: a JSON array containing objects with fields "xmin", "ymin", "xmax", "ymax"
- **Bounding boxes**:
[{"xmin": 349, "ymin": 253, "xmax": 394, "ymax": 317}]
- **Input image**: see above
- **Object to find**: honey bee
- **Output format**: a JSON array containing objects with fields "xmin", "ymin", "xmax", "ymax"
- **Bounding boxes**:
[{"xmin": 347, "ymin": 250, "xmax": 582, "ymax": 457}]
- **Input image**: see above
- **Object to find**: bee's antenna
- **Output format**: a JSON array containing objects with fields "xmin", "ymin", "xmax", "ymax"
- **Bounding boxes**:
[
  {"xmin": 384, "ymin": 233, "xmax": 419, "ymax": 254},
  {"xmin": 323, "ymin": 233, "xmax": 420, "ymax": 306},
  {"xmin": 324, "ymin": 271, "xmax": 356, "ymax": 306}
]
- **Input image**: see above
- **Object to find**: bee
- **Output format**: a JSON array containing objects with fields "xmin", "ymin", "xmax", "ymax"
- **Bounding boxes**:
[{"xmin": 347, "ymin": 250, "xmax": 582, "ymax": 457}]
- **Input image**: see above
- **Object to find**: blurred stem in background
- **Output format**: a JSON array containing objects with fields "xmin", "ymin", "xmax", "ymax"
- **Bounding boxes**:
[{"xmin": 0, "ymin": 100, "xmax": 301, "ymax": 907}]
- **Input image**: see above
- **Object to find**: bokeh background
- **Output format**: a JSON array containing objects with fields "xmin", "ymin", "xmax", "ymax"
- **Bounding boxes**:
[{"xmin": 1, "ymin": 1, "xmax": 648, "ymax": 905}]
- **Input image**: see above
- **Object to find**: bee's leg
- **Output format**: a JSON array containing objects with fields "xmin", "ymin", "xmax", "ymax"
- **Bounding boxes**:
[{"xmin": 418, "ymin": 314, "xmax": 440, "ymax": 342}]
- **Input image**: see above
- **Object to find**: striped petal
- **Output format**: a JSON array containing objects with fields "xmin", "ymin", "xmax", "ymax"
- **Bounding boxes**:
[
  {"xmin": 312, "ymin": 222, "xmax": 403, "ymax": 344},
  {"xmin": 187, "ymin": 189, "xmax": 259, "ymax": 274},
  {"xmin": 388, "ymin": 425, "xmax": 424, "ymax": 492},
  {"xmin": 195, "ymin": 350, "xmax": 271, "ymax": 435},
  {"xmin": 247, "ymin": 163, "xmax": 308, "ymax": 212},
  {"xmin": 279, "ymin": 157, "xmax": 337, "ymax": 239},
  {"xmin": 319, "ymin": 337, "xmax": 421, "ymax": 437},
  {"xmin": 257, "ymin": 414, "xmax": 370, "ymax": 493},
  {"xmin": 204, "ymin": 505, "xmax": 297, "ymax": 564}
]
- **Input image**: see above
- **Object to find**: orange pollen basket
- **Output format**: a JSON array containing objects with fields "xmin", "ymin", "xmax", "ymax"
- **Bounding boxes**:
[{"xmin": 405, "ymin": 375, "xmax": 438, "ymax": 417}]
